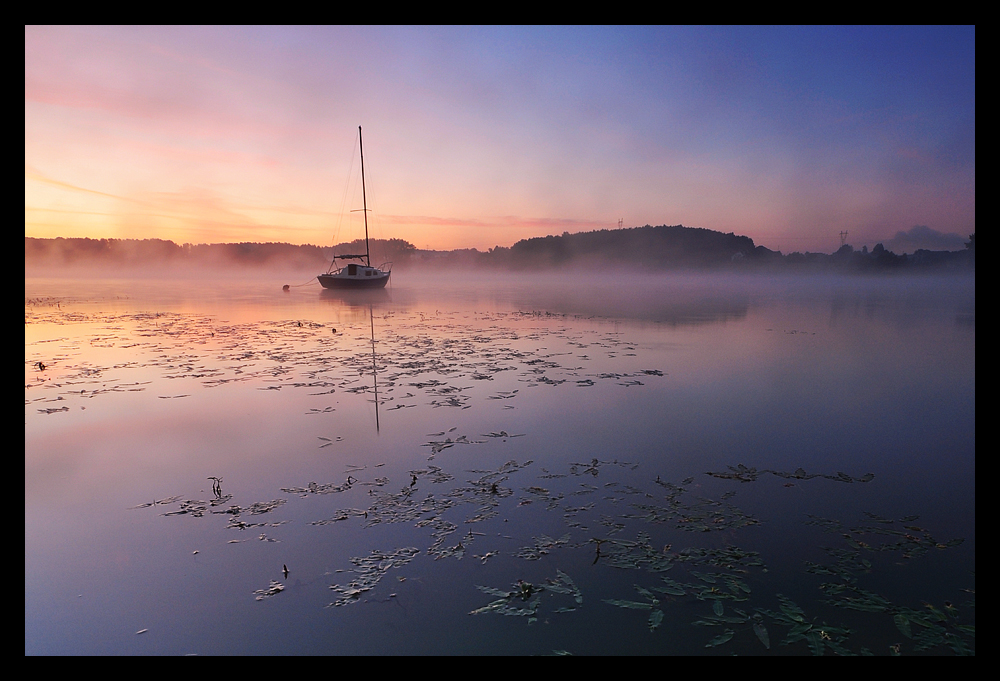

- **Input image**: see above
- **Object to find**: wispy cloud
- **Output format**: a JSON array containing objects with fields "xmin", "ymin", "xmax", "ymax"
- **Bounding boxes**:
[{"xmin": 25, "ymin": 168, "xmax": 139, "ymax": 204}]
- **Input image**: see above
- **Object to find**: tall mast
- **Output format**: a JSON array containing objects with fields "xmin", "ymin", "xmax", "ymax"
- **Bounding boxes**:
[{"xmin": 359, "ymin": 125, "xmax": 371, "ymax": 266}]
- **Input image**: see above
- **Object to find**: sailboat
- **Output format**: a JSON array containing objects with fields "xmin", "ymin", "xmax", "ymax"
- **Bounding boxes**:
[{"xmin": 318, "ymin": 126, "xmax": 392, "ymax": 289}]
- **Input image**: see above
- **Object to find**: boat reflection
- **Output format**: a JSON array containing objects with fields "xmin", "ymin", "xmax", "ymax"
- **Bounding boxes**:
[
  {"xmin": 319, "ymin": 287, "xmax": 391, "ymax": 309},
  {"xmin": 319, "ymin": 289, "xmax": 387, "ymax": 432},
  {"xmin": 369, "ymin": 302, "xmax": 380, "ymax": 433}
]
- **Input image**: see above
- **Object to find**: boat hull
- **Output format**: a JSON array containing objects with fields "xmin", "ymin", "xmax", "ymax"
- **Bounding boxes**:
[{"xmin": 318, "ymin": 272, "xmax": 390, "ymax": 289}]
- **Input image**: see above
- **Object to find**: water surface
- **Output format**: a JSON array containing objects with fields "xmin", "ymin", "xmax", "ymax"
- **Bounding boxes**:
[{"xmin": 25, "ymin": 271, "xmax": 975, "ymax": 655}]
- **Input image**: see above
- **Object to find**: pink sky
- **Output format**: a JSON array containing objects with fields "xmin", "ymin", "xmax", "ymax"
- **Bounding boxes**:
[{"xmin": 25, "ymin": 26, "xmax": 975, "ymax": 253}]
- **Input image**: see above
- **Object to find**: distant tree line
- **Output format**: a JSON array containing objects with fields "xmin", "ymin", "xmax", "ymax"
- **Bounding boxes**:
[
  {"xmin": 776, "ymin": 237, "xmax": 974, "ymax": 272},
  {"xmin": 412, "ymin": 225, "xmax": 975, "ymax": 272},
  {"xmin": 25, "ymin": 227, "xmax": 974, "ymax": 273},
  {"xmin": 25, "ymin": 237, "xmax": 330, "ymax": 269}
]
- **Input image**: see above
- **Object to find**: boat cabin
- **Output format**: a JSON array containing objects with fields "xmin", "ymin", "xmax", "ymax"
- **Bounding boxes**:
[{"xmin": 346, "ymin": 263, "xmax": 379, "ymax": 277}]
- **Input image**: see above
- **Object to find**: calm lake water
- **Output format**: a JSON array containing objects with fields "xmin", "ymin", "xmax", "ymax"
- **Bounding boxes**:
[{"xmin": 25, "ymin": 271, "xmax": 975, "ymax": 655}]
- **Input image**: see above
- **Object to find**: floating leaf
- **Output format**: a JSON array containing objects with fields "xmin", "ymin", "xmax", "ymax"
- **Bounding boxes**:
[
  {"xmin": 805, "ymin": 630, "xmax": 825, "ymax": 656},
  {"xmin": 604, "ymin": 599, "xmax": 653, "ymax": 610},
  {"xmin": 648, "ymin": 609, "xmax": 664, "ymax": 632},
  {"xmin": 476, "ymin": 585, "xmax": 512, "ymax": 598},
  {"xmin": 894, "ymin": 613, "xmax": 912, "ymax": 639},
  {"xmin": 725, "ymin": 576, "xmax": 751, "ymax": 594},
  {"xmin": 634, "ymin": 585, "xmax": 656, "ymax": 600},
  {"xmin": 753, "ymin": 618, "xmax": 770, "ymax": 649},
  {"xmin": 713, "ymin": 600, "xmax": 724, "ymax": 617},
  {"xmin": 777, "ymin": 594, "xmax": 806, "ymax": 622},
  {"xmin": 784, "ymin": 621, "xmax": 814, "ymax": 645},
  {"xmin": 656, "ymin": 578, "xmax": 687, "ymax": 596},
  {"xmin": 545, "ymin": 570, "xmax": 584, "ymax": 605},
  {"xmin": 705, "ymin": 629, "xmax": 735, "ymax": 647},
  {"xmin": 693, "ymin": 614, "xmax": 749, "ymax": 626},
  {"xmin": 944, "ymin": 633, "xmax": 973, "ymax": 655}
]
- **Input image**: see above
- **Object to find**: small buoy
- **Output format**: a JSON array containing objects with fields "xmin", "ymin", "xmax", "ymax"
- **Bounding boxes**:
[
  {"xmin": 331, "ymin": 328, "xmax": 337, "ymax": 333},
  {"xmin": 282, "ymin": 285, "xmax": 290, "ymax": 292}
]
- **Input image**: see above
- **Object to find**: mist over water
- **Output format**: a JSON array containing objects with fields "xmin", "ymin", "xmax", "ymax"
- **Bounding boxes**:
[{"xmin": 25, "ymin": 270, "xmax": 974, "ymax": 655}]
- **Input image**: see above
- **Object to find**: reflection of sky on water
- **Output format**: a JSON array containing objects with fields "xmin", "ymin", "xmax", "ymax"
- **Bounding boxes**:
[{"xmin": 25, "ymin": 273, "xmax": 974, "ymax": 655}]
